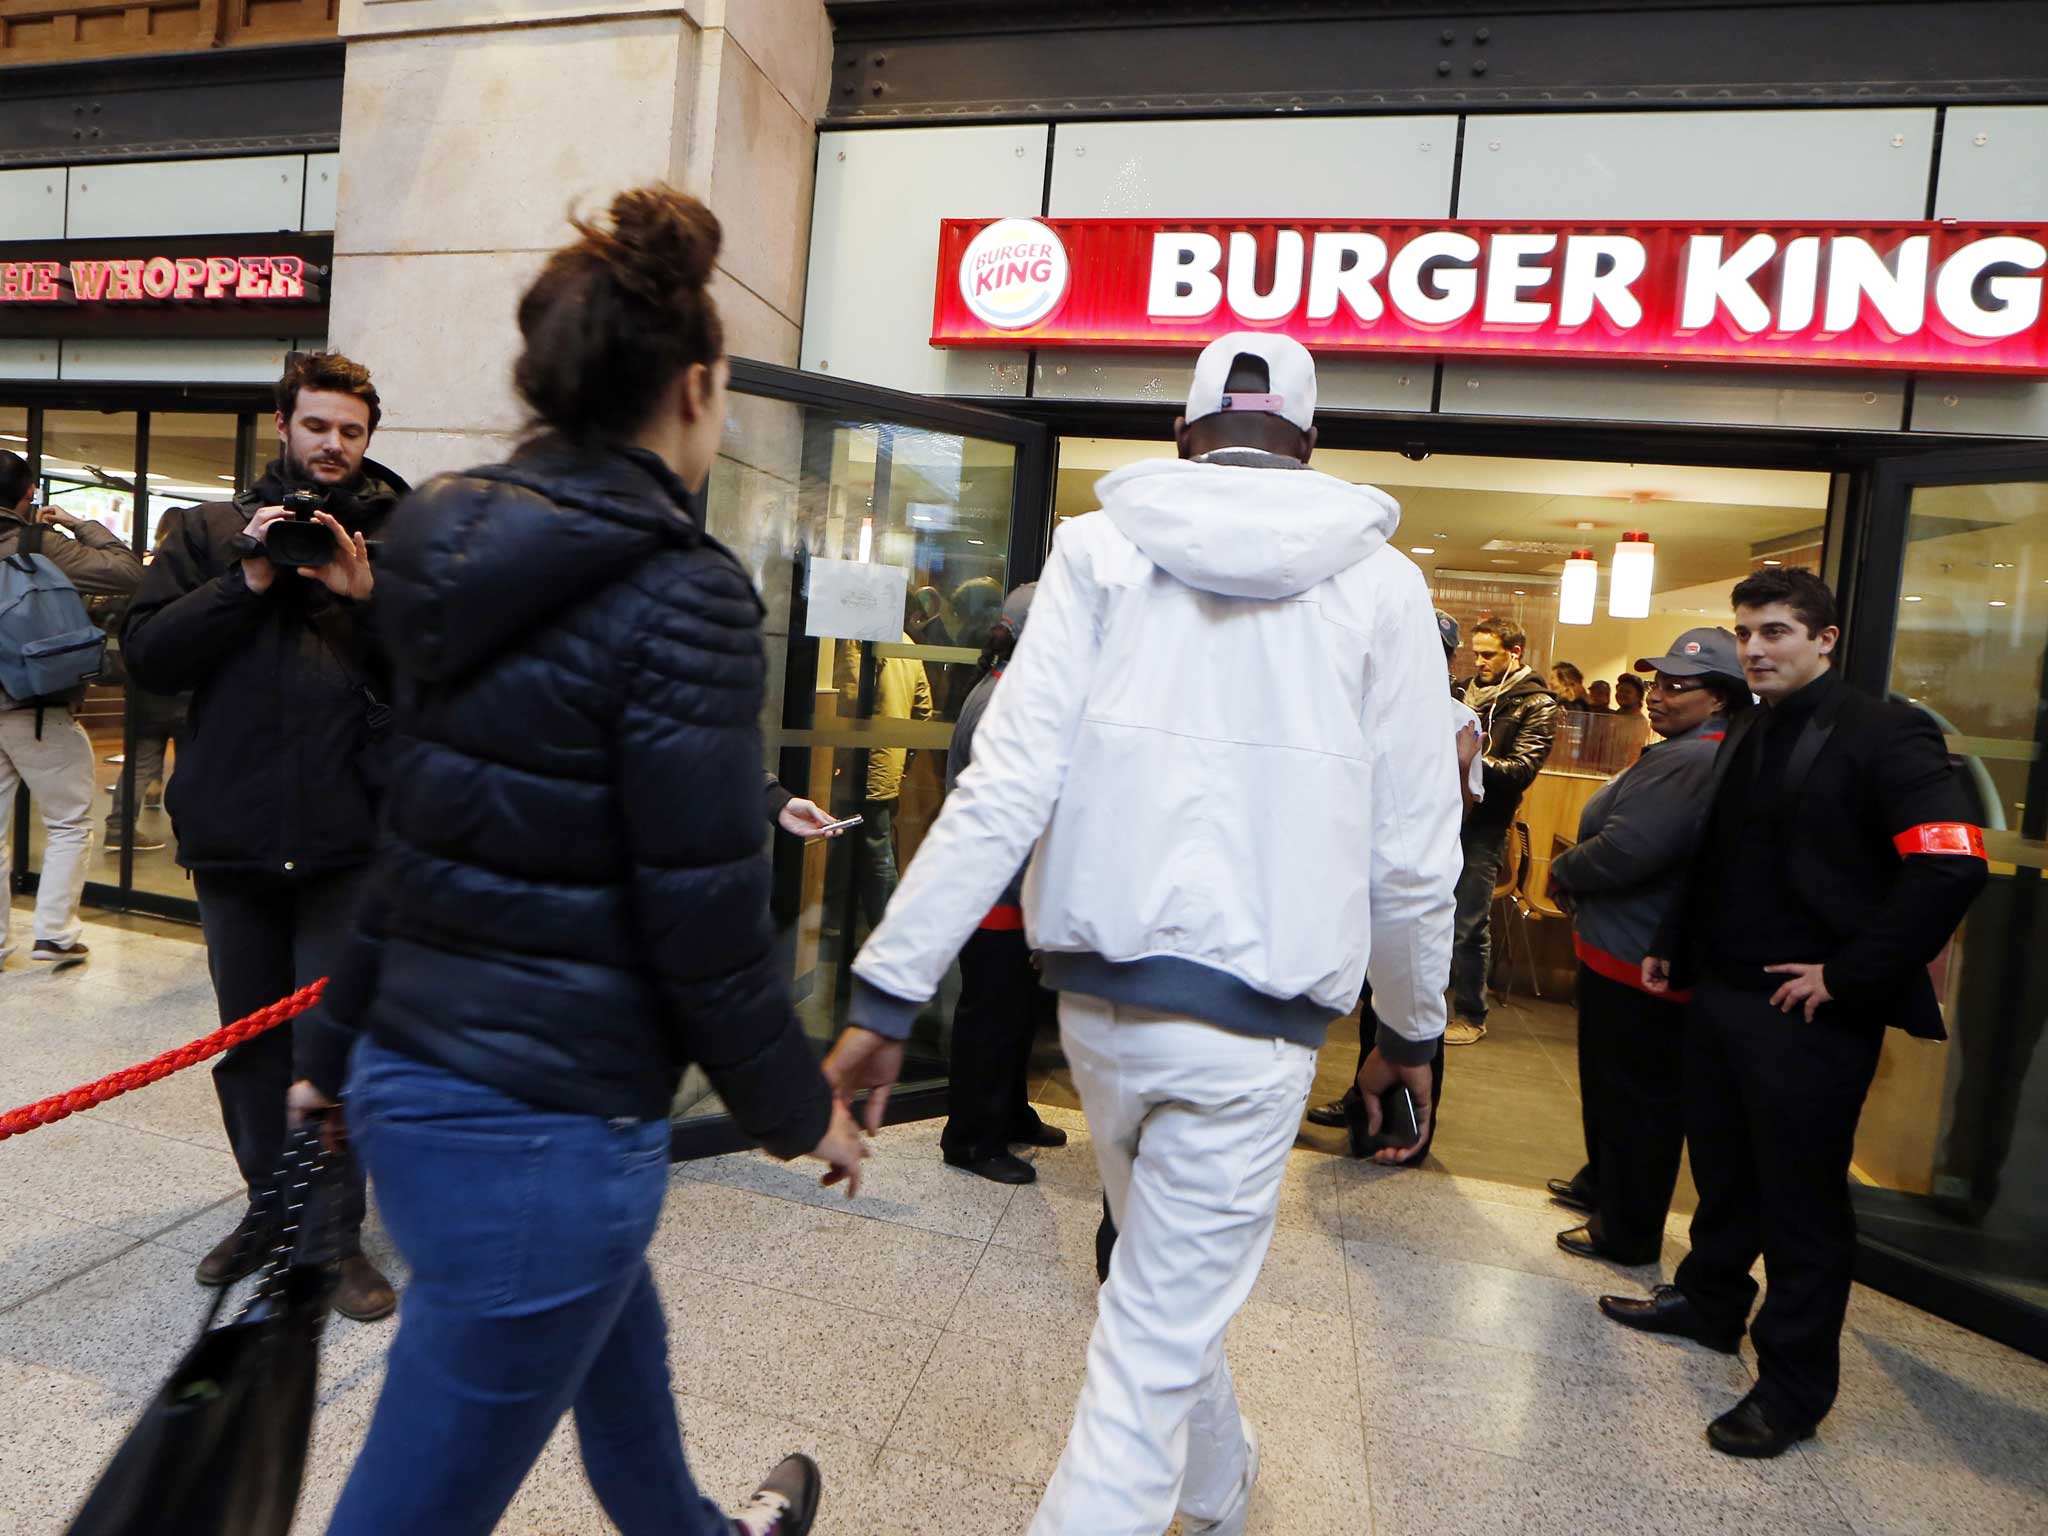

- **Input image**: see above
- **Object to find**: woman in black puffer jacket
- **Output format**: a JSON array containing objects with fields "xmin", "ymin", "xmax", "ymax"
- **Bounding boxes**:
[{"xmin": 299, "ymin": 188, "xmax": 863, "ymax": 1536}]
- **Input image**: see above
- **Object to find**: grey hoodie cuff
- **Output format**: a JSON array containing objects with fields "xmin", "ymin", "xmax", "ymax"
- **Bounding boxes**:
[
  {"xmin": 1374, "ymin": 1021, "xmax": 1442, "ymax": 1067},
  {"xmin": 847, "ymin": 974, "xmax": 922, "ymax": 1041}
]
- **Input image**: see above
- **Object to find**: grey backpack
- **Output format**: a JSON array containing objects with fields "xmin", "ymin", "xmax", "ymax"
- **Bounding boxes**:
[{"xmin": 0, "ymin": 523, "xmax": 106, "ymax": 706}]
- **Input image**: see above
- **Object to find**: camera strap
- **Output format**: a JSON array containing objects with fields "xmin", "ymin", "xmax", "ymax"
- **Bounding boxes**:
[{"xmin": 303, "ymin": 603, "xmax": 392, "ymax": 736}]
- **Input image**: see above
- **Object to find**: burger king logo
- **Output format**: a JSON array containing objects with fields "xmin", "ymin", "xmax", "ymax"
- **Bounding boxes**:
[
  {"xmin": 960, "ymin": 218, "xmax": 1070, "ymax": 331},
  {"xmin": 1684, "ymin": 641, "xmax": 1702, "ymax": 655}
]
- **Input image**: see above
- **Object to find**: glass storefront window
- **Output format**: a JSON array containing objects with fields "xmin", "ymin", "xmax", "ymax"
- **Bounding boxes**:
[
  {"xmin": 682, "ymin": 386, "xmax": 1022, "ymax": 1122},
  {"xmin": 1858, "ymin": 475, "xmax": 2048, "ymax": 1322}
]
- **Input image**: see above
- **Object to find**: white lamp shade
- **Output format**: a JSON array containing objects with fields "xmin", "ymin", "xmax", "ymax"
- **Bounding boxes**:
[
  {"xmin": 1609, "ymin": 532, "xmax": 1654, "ymax": 620},
  {"xmin": 1559, "ymin": 550, "xmax": 1597, "ymax": 625}
]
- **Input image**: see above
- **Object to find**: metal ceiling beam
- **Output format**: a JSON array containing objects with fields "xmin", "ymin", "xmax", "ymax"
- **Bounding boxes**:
[
  {"xmin": 822, "ymin": 1, "xmax": 2048, "ymax": 124},
  {"xmin": 0, "ymin": 42, "xmax": 344, "ymax": 168}
]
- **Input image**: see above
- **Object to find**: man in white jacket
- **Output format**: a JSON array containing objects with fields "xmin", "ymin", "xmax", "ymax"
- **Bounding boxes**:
[{"xmin": 824, "ymin": 332, "xmax": 1460, "ymax": 1536}]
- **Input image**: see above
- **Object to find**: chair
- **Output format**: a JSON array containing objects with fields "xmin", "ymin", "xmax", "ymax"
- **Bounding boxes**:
[
  {"xmin": 1493, "ymin": 823, "xmax": 1545, "ymax": 999},
  {"xmin": 1485, "ymin": 825, "xmax": 1528, "ymax": 1004}
]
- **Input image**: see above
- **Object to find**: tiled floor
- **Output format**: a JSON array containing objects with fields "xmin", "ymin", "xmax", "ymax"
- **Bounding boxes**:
[{"xmin": 4, "ymin": 904, "xmax": 2046, "ymax": 1535}]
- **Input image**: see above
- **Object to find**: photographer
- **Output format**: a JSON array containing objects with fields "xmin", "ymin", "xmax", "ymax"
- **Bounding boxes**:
[{"xmin": 122, "ymin": 352, "xmax": 407, "ymax": 1322}]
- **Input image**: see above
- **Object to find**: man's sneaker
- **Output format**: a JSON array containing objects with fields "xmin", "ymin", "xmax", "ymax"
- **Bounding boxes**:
[
  {"xmin": 1444, "ymin": 1018, "xmax": 1488, "ymax": 1046},
  {"xmin": 196, "ymin": 1205, "xmax": 279, "ymax": 1288},
  {"xmin": 1183, "ymin": 1419, "xmax": 1260, "ymax": 1536},
  {"xmin": 30, "ymin": 939, "xmax": 89, "ymax": 969},
  {"xmin": 732, "ymin": 1453, "xmax": 820, "ymax": 1536}
]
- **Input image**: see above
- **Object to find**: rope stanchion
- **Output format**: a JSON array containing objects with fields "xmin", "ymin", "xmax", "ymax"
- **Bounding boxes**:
[{"xmin": 0, "ymin": 979, "xmax": 328, "ymax": 1142}]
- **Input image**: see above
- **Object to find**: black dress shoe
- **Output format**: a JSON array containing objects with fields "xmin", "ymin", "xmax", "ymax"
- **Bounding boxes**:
[
  {"xmin": 1598, "ymin": 1284, "xmax": 1743, "ymax": 1355},
  {"xmin": 1011, "ymin": 1121, "xmax": 1068, "ymax": 1149},
  {"xmin": 944, "ymin": 1150, "xmax": 1037, "ymax": 1185},
  {"xmin": 1546, "ymin": 1177, "xmax": 1595, "ymax": 1214},
  {"xmin": 1707, "ymin": 1392, "xmax": 1815, "ymax": 1459},
  {"xmin": 1305, "ymin": 1099, "xmax": 1350, "ymax": 1129},
  {"xmin": 1557, "ymin": 1225, "xmax": 1662, "ymax": 1266}
]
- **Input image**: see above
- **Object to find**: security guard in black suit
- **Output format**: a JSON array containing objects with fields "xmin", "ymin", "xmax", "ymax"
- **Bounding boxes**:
[{"xmin": 1600, "ymin": 568, "xmax": 1987, "ymax": 1459}]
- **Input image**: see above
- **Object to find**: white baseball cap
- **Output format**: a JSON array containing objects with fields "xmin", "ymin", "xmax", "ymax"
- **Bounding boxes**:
[{"xmin": 1185, "ymin": 331, "xmax": 1318, "ymax": 432}]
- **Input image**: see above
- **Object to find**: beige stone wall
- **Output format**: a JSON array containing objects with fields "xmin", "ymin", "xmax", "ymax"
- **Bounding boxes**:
[{"xmin": 328, "ymin": 0, "xmax": 830, "ymax": 488}]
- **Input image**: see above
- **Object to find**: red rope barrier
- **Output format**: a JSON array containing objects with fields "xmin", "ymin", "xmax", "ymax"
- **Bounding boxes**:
[{"xmin": 0, "ymin": 979, "xmax": 328, "ymax": 1142}]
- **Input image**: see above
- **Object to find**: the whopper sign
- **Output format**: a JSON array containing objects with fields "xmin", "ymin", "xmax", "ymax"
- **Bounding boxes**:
[{"xmin": 931, "ymin": 216, "xmax": 2048, "ymax": 374}]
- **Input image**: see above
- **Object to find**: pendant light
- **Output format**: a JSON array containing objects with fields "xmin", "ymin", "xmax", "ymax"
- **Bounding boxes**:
[
  {"xmin": 1609, "ymin": 530, "xmax": 1655, "ymax": 619},
  {"xmin": 1559, "ymin": 548, "xmax": 1598, "ymax": 625}
]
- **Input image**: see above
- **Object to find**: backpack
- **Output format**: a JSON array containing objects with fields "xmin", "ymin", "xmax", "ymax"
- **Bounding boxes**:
[{"xmin": 0, "ymin": 521, "xmax": 107, "ymax": 708}]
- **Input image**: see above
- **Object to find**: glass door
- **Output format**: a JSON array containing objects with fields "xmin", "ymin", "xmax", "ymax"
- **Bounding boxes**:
[
  {"xmin": 674, "ymin": 361, "xmax": 1050, "ymax": 1139},
  {"xmin": 1845, "ymin": 445, "xmax": 2048, "ymax": 1359}
]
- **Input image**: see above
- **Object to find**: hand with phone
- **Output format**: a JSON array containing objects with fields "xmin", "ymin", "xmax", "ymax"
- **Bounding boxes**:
[
  {"xmin": 778, "ymin": 798, "xmax": 861, "ymax": 841},
  {"xmin": 1354, "ymin": 1046, "xmax": 1435, "ymax": 1166}
]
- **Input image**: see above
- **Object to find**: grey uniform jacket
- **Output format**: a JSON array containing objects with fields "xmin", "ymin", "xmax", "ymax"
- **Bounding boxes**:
[{"xmin": 1548, "ymin": 716, "xmax": 1725, "ymax": 978}]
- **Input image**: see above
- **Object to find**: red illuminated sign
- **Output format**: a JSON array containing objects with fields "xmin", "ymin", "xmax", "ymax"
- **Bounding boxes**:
[
  {"xmin": 931, "ymin": 218, "xmax": 2048, "ymax": 374},
  {"xmin": 0, "ymin": 254, "xmax": 310, "ymax": 306}
]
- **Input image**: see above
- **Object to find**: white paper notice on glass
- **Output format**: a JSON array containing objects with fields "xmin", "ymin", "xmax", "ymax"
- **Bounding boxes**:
[{"xmin": 805, "ymin": 558, "xmax": 910, "ymax": 643}]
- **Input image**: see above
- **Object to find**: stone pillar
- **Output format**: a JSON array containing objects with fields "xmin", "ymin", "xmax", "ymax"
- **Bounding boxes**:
[{"xmin": 327, "ymin": 0, "xmax": 830, "ymax": 488}]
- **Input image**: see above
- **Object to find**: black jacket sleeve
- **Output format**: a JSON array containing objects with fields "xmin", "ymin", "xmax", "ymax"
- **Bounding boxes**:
[
  {"xmin": 1482, "ymin": 689, "xmax": 1563, "ymax": 799},
  {"xmin": 122, "ymin": 505, "xmax": 273, "ymax": 693},
  {"xmin": 615, "ymin": 586, "xmax": 832, "ymax": 1161},
  {"xmin": 1551, "ymin": 742, "xmax": 1715, "ymax": 896},
  {"xmin": 764, "ymin": 771, "xmax": 793, "ymax": 827},
  {"xmin": 1821, "ymin": 709, "xmax": 1989, "ymax": 1006}
]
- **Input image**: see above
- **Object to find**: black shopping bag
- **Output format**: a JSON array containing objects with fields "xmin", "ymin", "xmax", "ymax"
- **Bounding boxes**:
[{"xmin": 65, "ymin": 1124, "xmax": 343, "ymax": 1536}]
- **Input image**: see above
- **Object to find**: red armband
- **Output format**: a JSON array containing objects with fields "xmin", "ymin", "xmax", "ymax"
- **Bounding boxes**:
[
  {"xmin": 979, "ymin": 904, "xmax": 1026, "ymax": 931},
  {"xmin": 1893, "ymin": 822, "xmax": 1987, "ymax": 859}
]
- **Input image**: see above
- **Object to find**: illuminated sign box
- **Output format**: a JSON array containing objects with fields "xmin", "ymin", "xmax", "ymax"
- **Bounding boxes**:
[
  {"xmin": 0, "ymin": 235, "xmax": 330, "ymax": 342},
  {"xmin": 931, "ymin": 218, "xmax": 2048, "ymax": 375},
  {"xmin": 0, "ymin": 254, "xmax": 313, "ymax": 305}
]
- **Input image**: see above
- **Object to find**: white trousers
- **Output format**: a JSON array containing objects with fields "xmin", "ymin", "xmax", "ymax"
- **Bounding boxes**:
[
  {"xmin": 1029, "ymin": 993, "xmax": 1317, "ymax": 1536},
  {"xmin": 0, "ymin": 706, "xmax": 97, "ymax": 960}
]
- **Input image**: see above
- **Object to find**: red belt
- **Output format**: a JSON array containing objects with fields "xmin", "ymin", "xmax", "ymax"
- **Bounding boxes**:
[
  {"xmin": 1575, "ymin": 935, "xmax": 1691, "ymax": 1003},
  {"xmin": 979, "ymin": 904, "xmax": 1025, "ymax": 931}
]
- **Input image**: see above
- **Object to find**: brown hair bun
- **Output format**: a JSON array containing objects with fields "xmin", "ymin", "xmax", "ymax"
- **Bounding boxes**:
[{"xmin": 514, "ymin": 183, "xmax": 726, "ymax": 444}]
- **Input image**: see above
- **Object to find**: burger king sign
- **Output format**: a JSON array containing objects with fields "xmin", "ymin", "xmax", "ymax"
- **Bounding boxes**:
[{"xmin": 959, "ymin": 218, "xmax": 1071, "ymax": 331}]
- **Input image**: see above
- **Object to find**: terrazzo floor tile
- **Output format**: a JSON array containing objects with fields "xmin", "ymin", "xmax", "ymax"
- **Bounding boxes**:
[
  {"xmin": 0, "ymin": 1199, "xmax": 136, "ymax": 1312},
  {"xmin": 649, "ymin": 1176, "xmax": 984, "ymax": 1323},
  {"xmin": 1353, "ymin": 1327, "xmax": 1847, "ymax": 1527},
  {"xmin": 0, "ymin": 1111, "xmax": 241, "ymax": 1242},
  {"xmin": 680, "ymin": 1119, "xmax": 1021, "ymax": 1243},
  {"xmin": 1344, "ymin": 1234, "xmax": 1756, "ymax": 1391},
  {"xmin": 0, "ymin": 1237, "xmax": 220, "ymax": 1388},
  {"xmin": 659, "ymin": 1264, "xmax": 943, "ymax": 1445},
  {"xmin": 0, "ymin": 1359, "xmax": 145, "ymax": 1536},
  {"xmin": 1800, "ymin": 1403, "xmax": 2048, "ymax": 1536},
  {"xmin": 1831, "ymin": 1325, "xmax": 2048, "ymax": 1471},
  {"xmin": 885, "ymin": 1325, "xmax": 1092, "ymax": 1484},
  {"xmin": 946, "ymin": 1238, "xmax": 1103, "ymax": 1345},
  {"xmin": 1364, "ymin": 1425, "xmax": 1858, "ymax": 1536}
]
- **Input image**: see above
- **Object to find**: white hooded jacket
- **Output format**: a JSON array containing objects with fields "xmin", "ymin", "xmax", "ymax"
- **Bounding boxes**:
[{"xmin": 848, "ymin": 449, "xmax": 1461, "ymax": 1062}]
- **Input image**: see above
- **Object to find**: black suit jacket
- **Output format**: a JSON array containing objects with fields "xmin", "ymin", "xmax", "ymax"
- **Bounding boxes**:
[{"xmin": 1656, "ymin": 675, "xmax": 1987, "ymax": 1040}]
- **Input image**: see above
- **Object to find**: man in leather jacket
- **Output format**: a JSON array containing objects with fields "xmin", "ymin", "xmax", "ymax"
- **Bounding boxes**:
[
  {"xmin": 1447, "ymin": 616, "xmax": 1561, "ymax": 1044},
  {"xmin": 123, "ymin": 353, "xmax": 405, "ymax": 1322}
]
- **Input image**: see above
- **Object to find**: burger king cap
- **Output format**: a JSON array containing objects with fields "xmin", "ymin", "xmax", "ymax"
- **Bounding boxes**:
[
  {"xmin": 1635, "ymin": 626, "xmax": 1741, "ymax": 681},
  {"xmin": 1186, "ymin": 332, "xmax": 1318, "ymax": 433}
]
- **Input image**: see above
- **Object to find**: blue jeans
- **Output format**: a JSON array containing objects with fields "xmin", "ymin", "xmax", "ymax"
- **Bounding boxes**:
[
  {"xmin": 1448, "ymin": 821, "xmax": 1509, "ymax": 1025},
  {"xmin": 327, "ymin": 1040, "xmax": 729, "ymax": 1536}
]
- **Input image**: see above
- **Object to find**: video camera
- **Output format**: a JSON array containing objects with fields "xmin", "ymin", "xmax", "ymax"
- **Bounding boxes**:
[{"xmin": 263, "ymin": 489, "xmax": 339, "ymax": 568}]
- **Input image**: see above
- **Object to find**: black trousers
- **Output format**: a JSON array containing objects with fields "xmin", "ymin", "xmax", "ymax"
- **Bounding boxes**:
[
  {"xmin": 194, "ymin": 867, "xmax": 369, "ymax": 1247},
  {"xmin": 1674, "ymin": 980, "xmax": 1884, "ymax": 1427},
  {"xmin": 1574, "ymin": 965, "xmax": 1687, "ymax": 1261},
  {"xmin": 941, "ymin": 927, "xmax": 1047, "ymax": 1160}
]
